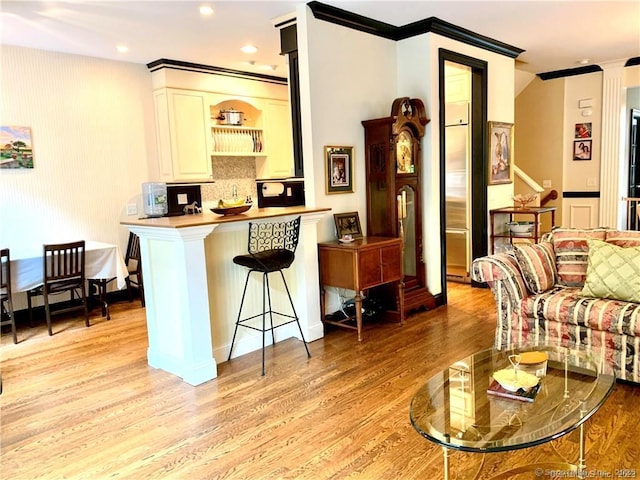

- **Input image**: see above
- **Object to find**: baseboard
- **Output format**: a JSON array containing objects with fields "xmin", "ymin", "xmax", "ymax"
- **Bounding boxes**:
[{"xmin": 7, "ymin": 288, "xmax": 141, "ymax": 327}]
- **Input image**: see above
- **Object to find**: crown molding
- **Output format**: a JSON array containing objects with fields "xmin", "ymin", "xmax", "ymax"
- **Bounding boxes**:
[
  {"xmin": 306, "ymin": 1, "xmax": 524, "ymax": 59},
  {"xmin": 626, "ymin": 57, "xmax": 640, "ymax": 67},
  {"xmin": 537, "ymin": 65, "xmax": 604, "ymax": 81},
  {"xmin": 147, "ymin": 59, "xmax": 288, "ymax": 85}
]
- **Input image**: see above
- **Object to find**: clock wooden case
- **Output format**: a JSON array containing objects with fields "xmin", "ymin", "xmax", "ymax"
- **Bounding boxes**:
[{"xmin": 362, "ymin": 97, "xmax": 435, "ymax": 314}]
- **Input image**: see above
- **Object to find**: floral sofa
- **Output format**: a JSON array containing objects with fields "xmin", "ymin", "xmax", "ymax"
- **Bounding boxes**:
[{"xmin": 471, "ymin": 227, "xmax": 640, "ymax": 384}]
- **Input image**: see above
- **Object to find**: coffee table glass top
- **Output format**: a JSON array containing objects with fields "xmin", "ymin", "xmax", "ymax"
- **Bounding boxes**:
[{"xmin": 410, "ymin": 346, "xmax": 615, "ymax": 453}]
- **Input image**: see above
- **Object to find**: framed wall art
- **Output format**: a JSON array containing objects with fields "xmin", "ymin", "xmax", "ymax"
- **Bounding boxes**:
[
  {"xmin": 574, "ymin": 122, "xmax": 592, "ymax": 139},
  {"xmin": 325, "ymin": 145, "xmax": 354, "ymax": 194},
  {"xmin": 573, "ymin": 140, "xmax": 592, "ymax": 160},
  {"xmin": 333, "ymin": 211, "xmax": 363, "ymax": 239},
  {"xmin": 488, "ymin": 121, "xmax": 513, "ymax": 185},
  {"xmin": 0, "ymin": 125, "xmax": 34, "ymax": 169}
]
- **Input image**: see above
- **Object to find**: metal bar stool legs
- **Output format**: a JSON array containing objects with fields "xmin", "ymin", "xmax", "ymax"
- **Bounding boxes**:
[
  {"xmin": 227, "ymin": 217, "xmax": 310, "ymax": 376},
  {"xmin": 227, "ymin": 268, "xmax": 311, "ymax": 376}
]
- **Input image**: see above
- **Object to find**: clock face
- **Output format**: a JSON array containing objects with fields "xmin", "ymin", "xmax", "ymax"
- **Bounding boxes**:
[{"xmin": 397, "ymin": 131, "xmax": 413, "ymax": 173}]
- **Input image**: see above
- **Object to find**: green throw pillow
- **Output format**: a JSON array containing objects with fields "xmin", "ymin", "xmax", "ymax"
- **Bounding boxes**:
[{"xmin": 581, "ymin": 239, "xmax": 640, "ymax": 303}]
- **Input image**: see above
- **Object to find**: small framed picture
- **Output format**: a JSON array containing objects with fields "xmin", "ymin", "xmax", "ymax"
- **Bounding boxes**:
[
  {"xmin": 573, "ymin": 140, "xmax": 592, "ymax": 160},
  {"xmin": 333, "ymin": 212, "xmax": 363, "ymax": 239},
  {"xmin": 488, "ymin": 121, "xmax": 513, "ymax": 185},
  {"xmin": 325, "ymin": 145, "xmax": 354, "ymax": 194},
  {"xmin": 574, "ymin": 122, "xmax": 592, "ymax": 139},
  {"xmin": 1, "ymin": 125, "xmax": 34, "ymax": 169}
]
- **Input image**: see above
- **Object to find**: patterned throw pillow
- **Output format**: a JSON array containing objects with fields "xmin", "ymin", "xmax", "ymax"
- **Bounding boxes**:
[
  {"xmin": 513, "ymin": 242, "xmax": 557, "ymax": 294},
  {"xmin": 581, "ymin": 239, "xmax": 640, "ymax": 303},
  {"xmin": 605, "ymin": 230, "xmax": 640, "ymax": 248},
  {"xmin": 551, "ymin": 228, "xmax": 607, "ymax": 287}
]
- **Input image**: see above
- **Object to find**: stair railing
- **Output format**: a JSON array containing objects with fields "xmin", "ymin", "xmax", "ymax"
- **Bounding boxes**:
[{"xmin": 623, "ymin": 197, "xmax": 640, "ymax": 230}]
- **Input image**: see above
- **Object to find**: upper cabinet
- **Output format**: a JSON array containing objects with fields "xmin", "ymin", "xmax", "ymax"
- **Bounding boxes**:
[
  {"xmin": 149, "ymin": 62, "xmax": 294, "ymax": 182},
  {"xmin": 154, "ymin": 88, "xmax": 213, "ymax": 183},
  {"xmin": 153, "ymin": 89, "xmax": 294, "ymax": 182},
  {"xmin": 257, "ymin": 100, "xmax": 294, "ymax": 178}
]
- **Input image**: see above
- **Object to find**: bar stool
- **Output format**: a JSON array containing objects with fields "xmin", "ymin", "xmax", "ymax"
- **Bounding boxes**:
[{"xmin": 227, "ymin": 216, "xmax": 311, "ymax": 375}]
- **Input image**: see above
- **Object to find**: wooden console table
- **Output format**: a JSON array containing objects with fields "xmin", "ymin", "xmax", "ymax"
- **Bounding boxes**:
[{"xmin": 318, "ymin": 236, "xmax": 405, "ymax": 341}]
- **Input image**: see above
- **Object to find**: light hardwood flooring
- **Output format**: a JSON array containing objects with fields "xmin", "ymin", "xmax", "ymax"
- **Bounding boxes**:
[{"xmin": 1, "ymin": 284, "xmax": 638, "ymax": 479}]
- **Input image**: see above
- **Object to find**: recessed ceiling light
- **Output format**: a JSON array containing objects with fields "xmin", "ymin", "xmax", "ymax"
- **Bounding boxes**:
[
  {"xmin": 116, "ymin": 45, "xmax": 129, "ymax": 53},
  {"xmin": 199, "ymin": 6, "xmax": 214, "ymax": 16},
  {"xmin": 241, "ymin": 45, "xmax": 258, "ymax": 54},
  {"xmin": 578, "ymin": 59, "xmax": 590, "ymax": 65}
]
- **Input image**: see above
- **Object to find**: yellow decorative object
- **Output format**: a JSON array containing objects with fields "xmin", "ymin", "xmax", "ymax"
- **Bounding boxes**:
[
  {"xmin": 492, "ymin": 368, "xmax": 540, "ymax": 392},
  {"xmin": 218, "ymin": 198, "xmax": 246, "ymax": 208},
  {"xmin": 513, "ymin": 193, "xmax": 537, "ymax": 209}
]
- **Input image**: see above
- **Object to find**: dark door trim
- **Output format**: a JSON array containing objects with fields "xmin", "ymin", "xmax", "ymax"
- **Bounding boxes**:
[{"xmin": 438, "ymin": 49, "xmax": 488, "ymax": 304}]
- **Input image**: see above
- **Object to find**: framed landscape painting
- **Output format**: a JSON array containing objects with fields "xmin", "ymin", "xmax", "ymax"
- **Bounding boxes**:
[{"xmin": 1, "ymin": 126, "xmax": 34, "ymax": 169}]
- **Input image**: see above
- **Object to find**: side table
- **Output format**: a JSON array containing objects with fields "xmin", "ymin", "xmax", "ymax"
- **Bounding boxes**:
[
  {"xmin": 318, "ymin": 236, "xmax": 405, "ymax": 341},
  {"xmin": 490, "ymin": 206, "xmax": 556, "ymax": 254}
]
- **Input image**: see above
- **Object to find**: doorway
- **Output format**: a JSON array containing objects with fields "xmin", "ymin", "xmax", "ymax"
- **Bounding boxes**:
[
  {"xmin": 628, "ymin": 108, "xmax": 640, "ymax": 228},
  {"xmin": 438, "ymin": 50, "xmax": 488, "ymax": 304}
]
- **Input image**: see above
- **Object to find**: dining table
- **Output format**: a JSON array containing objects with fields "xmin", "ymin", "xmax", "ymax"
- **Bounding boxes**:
[{"xmin": 8, "ymin": 240, "xmax": 128, "ymax": 293}]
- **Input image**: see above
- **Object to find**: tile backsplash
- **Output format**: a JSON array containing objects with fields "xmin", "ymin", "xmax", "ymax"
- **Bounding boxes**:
[{"xmin": 201, "ymin": 156, "xmax": 258, "ymax": 205}]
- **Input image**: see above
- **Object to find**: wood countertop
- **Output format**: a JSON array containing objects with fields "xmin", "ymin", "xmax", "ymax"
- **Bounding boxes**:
[{"xmin": 121, "ymin": 205, "xmax": 331, "ymax": 229}]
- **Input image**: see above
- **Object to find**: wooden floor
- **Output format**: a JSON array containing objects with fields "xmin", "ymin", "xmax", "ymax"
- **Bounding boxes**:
[{"xmin": 1, "ymin": 284, "xmax": 638, "ymax": 479}]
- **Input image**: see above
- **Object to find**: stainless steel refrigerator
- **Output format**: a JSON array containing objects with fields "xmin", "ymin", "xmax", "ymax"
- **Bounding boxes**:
[{"xmin": 445, "ymin": 102, "xmax": 471, "ymax": 282}]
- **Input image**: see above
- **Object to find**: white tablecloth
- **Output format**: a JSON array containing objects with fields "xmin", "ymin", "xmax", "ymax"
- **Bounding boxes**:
[{"xmin": 8, "ymin": 241, "xmax": 128, "ymax": 292}]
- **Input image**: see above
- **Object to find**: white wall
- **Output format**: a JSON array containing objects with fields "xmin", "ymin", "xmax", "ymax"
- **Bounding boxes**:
[
  {"xmin": 298, "ymin": 6, "xmax": 517, "ymax": 301},
  {"xmin": 561, "ymin": 72, "xmax": 603, "ymax": 228},
  {"xmin": 297, "ymin": 5, "xmax": 397, "ymax": 241},
  {"xmin": 0, "ymin": 46, "xmax": 156, "ymax": 304},
  {"xmin": 396, "ymin": 34, "xmax": 516, "ymax": 295}
]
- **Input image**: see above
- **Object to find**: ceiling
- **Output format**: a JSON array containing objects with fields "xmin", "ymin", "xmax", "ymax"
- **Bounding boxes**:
[{"xmin": 1, "ymin": 1, "xmax": 639, "ymax": 77}]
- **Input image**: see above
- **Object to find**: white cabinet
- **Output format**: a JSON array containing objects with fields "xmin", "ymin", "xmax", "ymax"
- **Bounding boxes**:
[
  {"xmin": 153, "ymin": 88, "xmax": 213, "ymax": 182},
  {"xmin": 153, "ymin": 89, "xmax": 294, "ymax": 182},
  {"xmin": 257, "ymin": 100, "xmax": 294, "ymax": 178}
]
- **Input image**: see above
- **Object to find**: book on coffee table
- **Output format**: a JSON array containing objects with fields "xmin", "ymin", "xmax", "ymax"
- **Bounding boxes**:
[{"xmin": 487, "ymin": 379, "xmax": 541, "ymax": 402}]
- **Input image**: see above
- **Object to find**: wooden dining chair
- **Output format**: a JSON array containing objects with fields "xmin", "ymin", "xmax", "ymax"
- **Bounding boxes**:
[
  {"xmin": 1, "ymin": 249, "xmax": 17, "ymax": 344},
  {"xmin": 87, "ymin": 232, "xmax": 145, "ymax": 315},
  {"xmin": 124, "ymin": 232, "xmax": 144, "ymax": 307},
  {"xmin": 27, "ymin": 241, "xmax": 89, "ymax": 336}
]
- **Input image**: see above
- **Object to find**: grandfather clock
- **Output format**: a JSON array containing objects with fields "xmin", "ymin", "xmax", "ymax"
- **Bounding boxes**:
[{"xmin": 362, "ymin": 97, "xmax": 435, "ymax": 313}]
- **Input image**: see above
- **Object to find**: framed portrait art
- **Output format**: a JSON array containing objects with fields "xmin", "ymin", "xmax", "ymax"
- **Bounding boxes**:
[
  {"xmin": 488, "ymin": 121, "xmax": 513, "ymax": 185},
  {"xmin": 325, "ymin": 145, "xmax": 354, "ymax": 194},
  {"xmin": 573, "ymin": 140, "xmax": 592, "ymax": 160},
  {"xmin": 333, "ymin": 212, "xmax": 363, "ymax": 239}
]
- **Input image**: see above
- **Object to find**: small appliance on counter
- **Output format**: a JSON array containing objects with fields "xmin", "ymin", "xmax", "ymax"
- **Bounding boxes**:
[
  {"xmin": 142, "ymin": 182, "xmax": 168, "ymax": 217},
  {"xmin": 256, "ymin": 178, "xmax": 305, "ymax": 208}
]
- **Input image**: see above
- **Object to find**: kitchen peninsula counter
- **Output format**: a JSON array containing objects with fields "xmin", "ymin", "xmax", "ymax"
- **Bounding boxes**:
[
  {"xmin": 121, "ymin": 206, "xmax": 330, "ymax": 385},
  {"xmin": 121, "ymin": 205, "xmax": 330, "ymax": 229}
]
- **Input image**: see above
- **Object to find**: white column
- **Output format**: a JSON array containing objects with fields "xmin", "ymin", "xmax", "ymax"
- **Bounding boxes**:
[
  {"xmin": 128, "ymin": 224, "xmax": 218, "ymax": 386},
  {"xmin": 599, "ymin": 61, "xmax": 627, "ymax": 229}
]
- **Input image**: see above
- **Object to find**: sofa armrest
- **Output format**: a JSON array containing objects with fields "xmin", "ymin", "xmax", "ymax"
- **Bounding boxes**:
[
  {"xmin": 471, "ymin": 253, "xmax": 527, "ymax": 303},
  {"xmin": 471, "ymin": 252, "xmax": 529, "ymax": 338}
]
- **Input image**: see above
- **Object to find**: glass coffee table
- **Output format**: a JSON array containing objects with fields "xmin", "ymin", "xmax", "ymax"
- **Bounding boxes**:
[{"xmin": 410, "ymin": 346, "xmax": 615, "ymax": 480}]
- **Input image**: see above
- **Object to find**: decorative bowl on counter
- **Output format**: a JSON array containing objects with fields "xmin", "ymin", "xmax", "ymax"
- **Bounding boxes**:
[
  {"xmin": 210, "ymin": 204, "xmax": 252, "ymax": 216},
  {"xmin": 506, "ymin": 221, "xmax": 535, "ymax": 235}
]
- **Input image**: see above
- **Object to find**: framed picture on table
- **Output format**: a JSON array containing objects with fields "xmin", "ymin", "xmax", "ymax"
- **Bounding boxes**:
[
  {"xmin": 325, "ymin": 145, "xmax": 354, "ymax": 194},
  {"xmin": 333, "ymin": 212, "xmax": 363, "ymax": 239}
]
